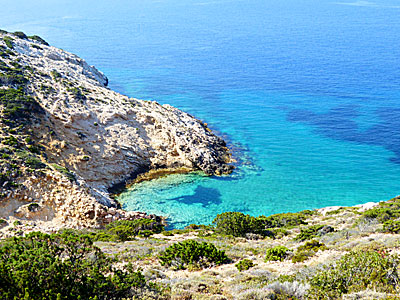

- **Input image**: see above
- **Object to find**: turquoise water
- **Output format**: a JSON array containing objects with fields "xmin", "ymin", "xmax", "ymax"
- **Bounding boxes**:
[{"xmin": 2, "ymin": 0, "xmax": 400, "ymax": 228}]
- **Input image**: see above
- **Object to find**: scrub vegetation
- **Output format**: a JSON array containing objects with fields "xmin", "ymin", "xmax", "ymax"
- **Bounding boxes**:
[
  {"xmin": 1, "ymin": 30, "xmax": 400, "ymax": 299},
  {"xmin": 2, "ymin": 199, "xmax": 400, "ymax": 299}
]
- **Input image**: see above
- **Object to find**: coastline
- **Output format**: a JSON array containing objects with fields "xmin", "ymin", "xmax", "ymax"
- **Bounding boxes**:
[
  {"xmin": 0, "ymin": 30, "xmax": 233, "ymax": 237},
  {"xmin": 0, "ymin": 29, "xmax": 395, "ymax": 238}
]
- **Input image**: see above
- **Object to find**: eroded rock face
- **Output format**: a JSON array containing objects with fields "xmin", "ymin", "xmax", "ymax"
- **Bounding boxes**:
[{"xmin": 0, "ymin": 32, "xmax": 233, "ymax": 236}]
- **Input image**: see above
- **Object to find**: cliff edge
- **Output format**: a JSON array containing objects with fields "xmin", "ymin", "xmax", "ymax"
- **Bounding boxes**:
[{"xmin": 0, "ymin": 31, "xmax": 233, "ymax": 236}]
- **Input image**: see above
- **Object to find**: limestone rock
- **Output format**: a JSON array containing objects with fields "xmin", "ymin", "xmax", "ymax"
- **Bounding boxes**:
[{"xmin": 0, "ymin": 32, "xmax": 233, "ymax": 236}]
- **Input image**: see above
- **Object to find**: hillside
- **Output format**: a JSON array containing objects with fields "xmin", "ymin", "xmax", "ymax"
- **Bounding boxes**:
[
  {"xmin": 3, "ymin": 195, "xmax": 400, "ymax": 299},
  {"xmin": 0, "ymin": 30, "xmax": 232, "ymax": 236},
  {"xmin": 1, "ymin": 30, "xmax": 400, "ymax": 300}
]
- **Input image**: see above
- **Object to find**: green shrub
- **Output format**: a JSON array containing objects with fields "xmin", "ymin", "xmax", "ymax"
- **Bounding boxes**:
[
  {"xmin": 0, "ymin": 231, "xmax": 152, "ymax": 300},
  {"xmin": 362, "ymin": 197, "xmax": 400, "ymax": 224},
  {"xmin": 67, "ymin": 87, "xmax": 86, "ymax": 101},
  {"xmin": 291, "ymin": 240, "xmax": 327, "ymax": 263},
  {"xmin": 383, "ymin": 220, "xmax": 400, "ymax": 233},
  {"xmin": 107, "ymin": 224, "xmax": 135, "ymax": 241},
  {"xmin": 258, "ymin": 210, "xmax": 314, "ymax": 229},
  {"xmin": 265, "ymin": 246, "xmax": 290, "ymax": 262},
  {"xmin": 100, "ymin": 218, "xmax": 164, "ymax": 241},
  {"xmin": 235, "ymin": 259, "xmax": 255, "ymax": 272},
  {"xmin": 0, "ymin": 45, "xmax": 14, "ymax": 58},
  {"xmin": 212, "ymin": 212, "xmax": 265, "ymax": 237},
  {"xmin": 161, "ymin": 230, "xmax": 174, "ymax": 236},
  {"xmin": 12, "ymin": 31, "xmax": 27, "ymax": 39},
  {"xmin": 212, "ymin": 210, "xmax": 315, "ymax": 239},
  {"xmin": 51, "ymin": 164, "xmax": 76, "ymax": 182},
  {"xmin": 291, "ymin": 250, "xmax": 315, "ymax": 263},
  {"xmin": 0, "ymin": 61, "xmax": 27, "ymax": 87},
  {"xmin": 50, "ymin": 70, "xmax": 62, "ymax": 80},
  {"xmin": 294, "ymin": 225, "xmax": 331, "ymax": 241},
  {"xmin": 28, "ymin": 35, "xmax": 49, "ymax": 46},
  {"xmin": 30, "ymin": 44, "xmax": 42, "ymax": 50},
  {"xmin": 3, "ymin": 36, "xmax": 13, "ymax": 49},
  {"xmin": 15, "ymin": 150, "xmax": 45, "ymax": 169},
  {"xmin": 363, "ymin": 207, "xmax": 395, "ymax": 222},
  {"xmin": 168, "ymin": 228, "xmax": 191, "ymax": 235},
  {"xmin": 185, "ymin": 223, "xmax": 202, "ymax": 230},
  {"xmin": 27, "ymin": 144, "xmax": 41, "ymax": 154},
  {"xmin": 297, "ymin": 239, "xmax": 327, "ymax": 252},
  {"xmin": 308, "ymin": 250, "xmax": 400, "ymax": 299},
  {"xmin": 2, "ymin": 136, "xmax": 18, "ymax": 147},
  {"xmin": 269, "ymin": 227, "xmax": 289, "ymax": 238},
  {"xmin": 158, "ymin": 240, "xmax": 229, "ymax": 270},
  {"xmin": 90, "ymin": 231, "xmax": 118, "ymax": 242},
  {"xmin": 138, "ymin": 230, "xmax": 153, "ymax": 238},
  {"xmin": 0, "ymin": 88, "xmax": 43, "ymax": 128}
]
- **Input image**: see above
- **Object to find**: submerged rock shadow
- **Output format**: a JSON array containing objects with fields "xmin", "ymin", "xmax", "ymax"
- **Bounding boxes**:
[
  {"xmin": 168, "ymin": 185, "xmax": 222, "ymax": 207},
  {"xmin": 286, "ymin": 104, "xmax": 400, "ymax": 163}
]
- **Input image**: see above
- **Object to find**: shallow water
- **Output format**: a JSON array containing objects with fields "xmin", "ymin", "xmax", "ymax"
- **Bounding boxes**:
[{"xmin": 2, "ymin": 0, "xmax": 400, "ymax": 227}]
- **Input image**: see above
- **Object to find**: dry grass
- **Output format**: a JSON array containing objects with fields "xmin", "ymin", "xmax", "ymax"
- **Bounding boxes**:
[{"xmin": 93, "ymin": 205, "xmax": 400, "ymax": 299}]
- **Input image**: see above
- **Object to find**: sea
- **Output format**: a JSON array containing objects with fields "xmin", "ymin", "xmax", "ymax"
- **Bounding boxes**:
[{"xmin": 2, "ymin": 0, "xmax": 400, "ymax": 228}]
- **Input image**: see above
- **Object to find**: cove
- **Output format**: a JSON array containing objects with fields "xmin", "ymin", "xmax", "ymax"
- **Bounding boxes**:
[{"xmin": 2, "ymin": 0, "xmax": 400, "ymax": 228}]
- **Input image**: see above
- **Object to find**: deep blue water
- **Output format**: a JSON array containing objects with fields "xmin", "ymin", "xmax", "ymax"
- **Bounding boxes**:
[{"xmin": 2, "ymin": 0, "xmax": 400, "ymax": 228}]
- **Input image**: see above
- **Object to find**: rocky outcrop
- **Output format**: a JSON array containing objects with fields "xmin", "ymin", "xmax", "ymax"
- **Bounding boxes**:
[{"xmin": 0, "ymin": 31, "xmax": 232, "ymax": 236}]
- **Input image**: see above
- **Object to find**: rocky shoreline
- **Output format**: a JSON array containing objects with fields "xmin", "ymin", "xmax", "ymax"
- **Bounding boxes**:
[{"xmin": 0, "ymin": 31, "xmax": 233, "ymax": 237}]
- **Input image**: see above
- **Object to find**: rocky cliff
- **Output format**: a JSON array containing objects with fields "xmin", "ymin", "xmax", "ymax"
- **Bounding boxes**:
[{"xmin": 0, "ymin": 31, "xmax": 233, "ymax": 236}]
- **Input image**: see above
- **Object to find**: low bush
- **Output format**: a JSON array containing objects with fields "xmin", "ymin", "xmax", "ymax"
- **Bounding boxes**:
[
  {"xmin": 67, "ymin": 87, "xmax": 86, "ymax": 101},
  {"xmin": 3, "ymin": 36, "xmax": 13, "ymax": 49},
  {"xmin": 51, "ymin": 164, "xmax": 76, "ymax": 182},
  {"xmin": 212, "ymin": 211, "xmax": 264, "ymax": 237},
  {"xmin": 265, "ymin": 246, "xmax": 291, "ymax": 262},
  {"xmin": 102, "ymin": 218, "xmax": 164, "ymax": 241},
  {"xmin": 31, "ymin": 44, "xmax": 42, "ymax": 50},
  {"xmin": 0, "ymin": 61, "xmax": 27, "ymax": 86},
  {"xmin": 291, "ymin": 250, "xmax": 315, "ymax": 263},
  {"xmin": 235, "ymin": 259, "xmax": 255, "ymax": 272},
  {"xmin": 50, "ymin": 70, "xmax": 62, "ymax": 80},
  {"xmin": 308, "ymin": 250, "xmax": 400, "ymax": 299},
  {"xmin": 212, "ymin": 210, "xmax": 315, "ymax": 239},
  {"xmin": 16, "ymin": 150, "xmax": 45, "ymax": 169},
  {"xmin": 383, "ymin": 220, "xmax": 400, "ymax": 233},
  {"xmin": 161, "ymin": 230, "xmax": 174, "ymax": 236},
  {"xmin": 2, "ymin": 136, "xmax": 18, "ymax": 147},
  {"xmin": 362, "ymin": 197, "xmax": 400, "ymax": 224},
  {"xmin": 0, "ymin": 88, "xmax": 43, "ymax": 127},
  {"xmin": 0, "ymin": 46, "xmax": 14, "ymax": 58},
  {"xmin": 268, "ymin": 228, "xmax": 289, "ymax": 239},
  {"xmin": 294, "ymin": 225, "xmax": 333, "ymax": 241},
  {"xmin": 12, "ymin": 31, "xmax": 27, "ymax": 39},
  {"xmin": 292, "ymin": 240, "xmax": 327, "ymax": 263},
  {"xmin": 258, "ymin": 210, "xmax": 314, "ymax": 229},
  {"xmin": 158, "ymin": 240, "xmax": 229, "ymax": 270},
  {"xmin": 0, "ymin": 231, "xmax": 155, "ymax": 300},
  {"xmin": 28, "ymin": 35, "xmax": 49, "ymax": 46},
  {"xmin": 297, "ymin": 239, "xmax": 327, "ymax": 252}
]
